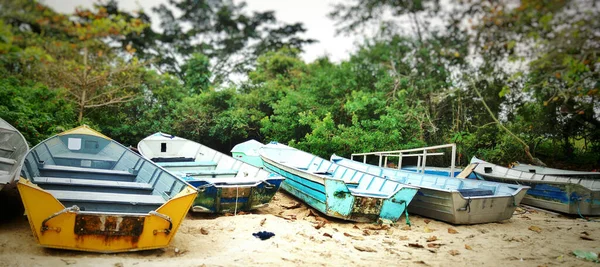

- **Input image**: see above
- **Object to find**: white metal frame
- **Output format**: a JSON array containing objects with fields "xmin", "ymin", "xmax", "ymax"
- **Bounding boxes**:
[{"xmin": 350, "ymin": 143, "xmax": 457, "ymax": 178}]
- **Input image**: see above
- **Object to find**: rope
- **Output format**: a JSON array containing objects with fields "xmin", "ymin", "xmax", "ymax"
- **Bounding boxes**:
[
  {"xmin": 576, "ymin": 198, "xmax": 599, "ymax": 222},
  {"xmin": 466, "ymin": 198, "xmax": 471, "ymax": 213},
  {"xmin": 403, "ymin": 201, "xmax": 411, "ymax": 226},
  {"xmin": 234, "ymin": 186, "xmax": 239, "ymax": 216}
]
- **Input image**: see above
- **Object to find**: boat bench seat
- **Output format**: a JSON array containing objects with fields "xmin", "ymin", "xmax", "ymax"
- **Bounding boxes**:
[
  {"xmin": 180, "ymin": 169, "xmax": 238, "ymax": 177},
  {"xmin": 157, "ymin": 161, "xmax": 217, "ymax": 168},
  {"xmin": 349, "ymin": 188, "xmax": 390, "ymax": 198},
  {"xmin": 0, "ymin": 146, "xmax": 15, "ymax": 152},
  {"xmin": 34, "ymin": 177, "xmax": 153, "ymax": 191},
  {"xmin": 0, "ymin": 156, "xmax": 16, "ymax": 165},
  {"xmin": 40, "ymin": 164, "xmax": 135, "ymax": 177},
  {"xmin": 0, "ymin": 170, "xmax": 9, "ymax": 176},
  {"xmin": 47, "ymin": 190, "xmax": 166, "ymax": 206},
  {"xmin": 52, "ymin": 153, "xmax": 115, "ymax": 163},
  {"xmin": 457, "ymin": 188, "xmax": 494, "ymax": 197}
]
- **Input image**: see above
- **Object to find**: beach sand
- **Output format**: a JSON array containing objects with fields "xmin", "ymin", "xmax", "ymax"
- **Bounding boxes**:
[{"xmin": 0, "ymin": 190, "xmax": 598, "ymax": 267}]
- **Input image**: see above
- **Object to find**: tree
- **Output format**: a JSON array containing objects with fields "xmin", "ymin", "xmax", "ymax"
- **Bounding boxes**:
[{"xmin": 1, "ymin": 1, "xmax": 148, "ymax": 122}]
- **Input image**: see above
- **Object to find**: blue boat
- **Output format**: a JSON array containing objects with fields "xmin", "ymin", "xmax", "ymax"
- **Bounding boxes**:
[
  {"xmin": 331, "ymin": 155, "xmax": 530, "ymax": 224},
  {"xmin": 259, "ymin": 142, "xmax": 419, "ymax": 223},
  {"xmin": 138, "ymin": 133, "xmax": 284, "ymax": 214},
  {"xmin": 470, "ymin": 157, "xmax": 600, "ymax": 216}
]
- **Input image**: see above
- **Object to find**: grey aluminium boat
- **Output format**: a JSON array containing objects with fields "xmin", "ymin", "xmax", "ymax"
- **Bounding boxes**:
[
  {"xmin": 0, "ymin": 118, "xmax": 29, "ymax": 191},
  {"xmin": 331, "ymin": 155, "xmax": 530, "ymax": 224},
  {"xmin": 511, "ymin": 162, "xmax": 600, "ymax": 179},
  {"xmin": 471, "ymin": 157, "xmax": 600, "ymax": 216}
]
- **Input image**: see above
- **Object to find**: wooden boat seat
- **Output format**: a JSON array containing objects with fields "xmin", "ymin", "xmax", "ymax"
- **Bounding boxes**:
[
  {"xmin": 47, "ymin": 190, "xmax": 166, "ymax": 205},
  {"xmin": 34, "ymin": 177, "xmax": 153, "ymax": 191},
  {"xmin": 0, "ymin": 156, "xmax": 16, "ymax": 165},
  {"xmin": 156, "ymin": 161, "xmax": 217, "ymax": 168},
  {"xmin": 457, "ymin": 188, "xmax": 494, "ymax": 197},
  {"xmin": 39, "ymin": 164, "xmax": 135, "ymax": 177},
  {"xmin": 0, "ymin": 170, "xmax": 9, "ymax": 176}
]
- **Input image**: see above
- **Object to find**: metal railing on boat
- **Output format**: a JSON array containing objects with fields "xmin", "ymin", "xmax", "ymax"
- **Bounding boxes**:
[{"xmin": 350, "ymin": 143, "xmax": 457, "ymax": 178}]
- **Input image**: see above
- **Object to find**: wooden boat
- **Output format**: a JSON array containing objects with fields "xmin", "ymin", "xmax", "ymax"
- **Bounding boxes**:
[
  {"xmin": 0, "ymin": 118, "xmax": 29, "ymax": 191},
  {"xmin": 259, "ymin": 142, "xmax": 419, "ymax": 223},
  {"xmin": 138, "ymin": 133, "xmax": 284, "ymax": 214},
  {"xmin": 511, "ymin": 162, "xmax": 600, "ymax": 178},
  {"xmin": 17, "ymin": 126, "xmax": 197, "ymax": 253},
  {"xmin": 470, "ymin": 157, "xmax": 600, "ymax": 216},
  {"xmin": 331, "ymin": 155, "xmax": 529, "ymax": 224}
]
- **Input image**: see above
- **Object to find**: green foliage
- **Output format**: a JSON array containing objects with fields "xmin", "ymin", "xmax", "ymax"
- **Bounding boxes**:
[
  {"xmin": 183, "ymin": 53, "xmax": 211, "ymax": 94},
  {"xmin": 0, "ymin": 77, "xmax": 76, "ymax": 145},
  {"xmin": 0, "ymin": 0, "xmax": 597, "ymax": 170}
]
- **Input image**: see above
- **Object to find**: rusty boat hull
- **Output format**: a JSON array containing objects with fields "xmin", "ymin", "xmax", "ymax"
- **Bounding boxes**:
[{"xmin": 18, "ymin": 126, "xmax": 197, "ymax": 252}]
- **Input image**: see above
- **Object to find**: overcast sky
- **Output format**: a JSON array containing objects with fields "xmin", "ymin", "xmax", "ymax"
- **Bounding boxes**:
[{"xmin": 42, "ymin": 0, "xmax": 359, "ymax": 63}]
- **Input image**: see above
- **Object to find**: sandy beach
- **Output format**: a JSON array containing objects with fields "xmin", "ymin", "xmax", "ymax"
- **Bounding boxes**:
[{"xmin": 0, "ymin": 189, "xmax": 598, "ymax": 267}]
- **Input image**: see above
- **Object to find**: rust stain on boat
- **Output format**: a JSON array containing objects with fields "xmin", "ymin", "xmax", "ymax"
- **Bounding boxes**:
[{"xmin": 74, "ymin": 214, "xmax": 145, "ymax": 245}]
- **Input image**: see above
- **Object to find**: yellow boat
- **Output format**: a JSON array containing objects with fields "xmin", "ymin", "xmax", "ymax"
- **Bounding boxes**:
[{"xmin": 17, "ymin": 125, "xmax": 197, "ymax": 253}]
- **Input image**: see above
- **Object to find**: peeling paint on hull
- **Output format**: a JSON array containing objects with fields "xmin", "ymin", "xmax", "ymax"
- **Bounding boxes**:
[
  {"xmin": 262, "ymin": 159, "xmax": 418, "ymax": 223},
  {"xmin": 188, "ymin": 178, "xmax": 284, "ymax": 213}
]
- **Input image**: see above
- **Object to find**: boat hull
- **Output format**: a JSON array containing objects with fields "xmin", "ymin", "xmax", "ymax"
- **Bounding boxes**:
[
  {"xmin": 138, "ymin": 133, "xmax": 284, "ymax": 214},
  {"xmin": 474, "ymin": 173, "xmax": 600, "ymax": 215},
  {"xmin": 188, "ymin": 176, "xmax": 284, "ymax": 213},
  {"xmin": 262, "ymin": 157, "xmax": 418, "ymax": 223},
  {"xmin": 18, "ymin": 178, "xmax": 196, "ymax": 253},
  {"xmin": 331, "ymin": 155, "xmax": 530, "ymax": 224},
  {"xmin": 409, "ymin": 187, "xmax": 528, "ymax": 224}
]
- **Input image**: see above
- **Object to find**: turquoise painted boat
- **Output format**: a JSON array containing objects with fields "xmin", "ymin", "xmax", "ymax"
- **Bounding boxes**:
[
  {"xmin": 259, "ymin": 142, "xmax": 419, "ymax": 223},
  {"xmin": 138, "ymin": 133, "xmax": 284, "ymax": 214},
  {"xmin": 331, "ymin": 155, "xmax": 530, "ymax": 224},
  {"xmin": 231, "ymin": 139, "xmax": 265, "ymax": 168},
  {"xmin": 0, "ymin": 118, "xmax": 29, "ymax": 191},
  {"xmin": 470, "ymin": 157, "xmax": 600, "ymax": 216}
]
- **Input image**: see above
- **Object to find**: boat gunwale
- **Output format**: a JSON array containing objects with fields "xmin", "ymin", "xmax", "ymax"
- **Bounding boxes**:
[{"xmin": 471, "ymin": 159, "xmax": 600, "ymax": 192}]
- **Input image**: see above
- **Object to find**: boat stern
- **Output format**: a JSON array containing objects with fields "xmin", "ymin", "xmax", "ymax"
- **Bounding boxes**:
[
  {"xmin": 189, "ymin": 175, "xmax": 284, "ymax": 213},
  {"xmin": 324, "ymin": 179, "xmax": 418, "ymax": 223},
  {"xmin": 17, "ymin": 178, "xmax": 197, "ymax": 253}
]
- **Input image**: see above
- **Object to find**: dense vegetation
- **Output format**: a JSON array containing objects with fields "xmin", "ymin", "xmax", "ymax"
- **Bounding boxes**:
[{"xmin": 0, "ymin": 0, "xmax": 598, "ymax": 169}]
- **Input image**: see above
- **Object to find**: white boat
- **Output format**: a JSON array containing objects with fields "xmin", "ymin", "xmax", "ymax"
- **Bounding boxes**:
[
  {"xmin": 0, "ymin": 118, "xmax": 29, "ymax": 191},
  {"xmin": 138, "ymin": 133, "xmax": 284, "ymax": 213}
]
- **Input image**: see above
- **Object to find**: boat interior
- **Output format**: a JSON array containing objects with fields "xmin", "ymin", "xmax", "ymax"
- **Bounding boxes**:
[
  {"xmin": 331, "ymin": 155, "xmax": 523, "ymax": 198},
  {"xmin": 261, "ymin": 144, "xmax": 416, "ymax": 198},
  {"xmin": 21, "ymin": 133, "xmax": 189, "ymax": 213},
  {"xmin": 138, "ymin": 134, "xmax": 273, "ymax": 185},
  {"xmin": 0, "ymin": 121, "xmax": 29, "ymax": 184}
]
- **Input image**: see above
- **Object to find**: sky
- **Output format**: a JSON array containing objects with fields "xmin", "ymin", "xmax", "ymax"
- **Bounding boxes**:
[{"xmin": 42, "ymin": 0, "xmax": 359, "ymax": 63}]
